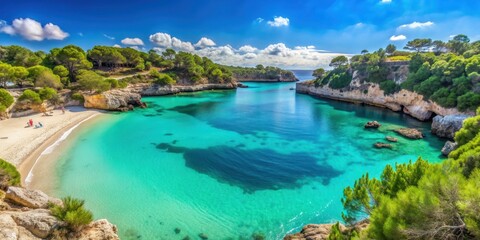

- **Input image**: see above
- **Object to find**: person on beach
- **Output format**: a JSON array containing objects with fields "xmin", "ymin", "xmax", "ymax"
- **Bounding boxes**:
[
  {"xmin": 39, "ymin": 122, "xmax": 43, "ymax": 128},
  {"xmin": 29, "ymin": 119, "xmax": 33, "ymax": 127},
  {"xmin": 61, "ymin": 106, "xmax": 65, "ymax": 114}
]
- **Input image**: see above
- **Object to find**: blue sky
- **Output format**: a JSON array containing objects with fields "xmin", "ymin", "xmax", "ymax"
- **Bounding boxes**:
[{"xmin": 1, "ymin": 0, "xmax": 480, "ymax": 69}]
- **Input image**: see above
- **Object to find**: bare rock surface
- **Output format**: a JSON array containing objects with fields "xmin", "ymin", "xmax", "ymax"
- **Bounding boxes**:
[
  {"xmin": 5, "ymin": 187, "xmax": 49, "ymax": 209},
  {"xmin": 432, "ymin": 114, "xmax": 469, "ymax": 139},
  {"xmin": 394, "ymin": 128, "xmax": 424, "ymax": 139}
]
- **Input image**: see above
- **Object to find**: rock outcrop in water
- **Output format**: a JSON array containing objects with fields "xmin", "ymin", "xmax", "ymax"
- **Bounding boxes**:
[
  {"xmin": 394, "ymin": 128, "xmax": 424, "ymax": 139},
  {"xmin": 0, "ymin": 187, "xmax": 119, "ymax": 240},
  {"xmin": 431, "ymin": 114, "xmax": 469, "ymax": 139},
  {"xmin": 441, "ymin": 141, "xmax": 458, "ymax": 156},
  {"xmin": 83, "ymin": 83, "xmax": 237, "ymax": 111},
  {"xmin": 284, "ymin": 220, "xmax": 369, "ymax": 240}
]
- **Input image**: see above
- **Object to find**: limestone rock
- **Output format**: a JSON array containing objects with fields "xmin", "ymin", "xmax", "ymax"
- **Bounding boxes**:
[
  {"xmin": 284, "ymin": 223, "xmax": 346, "ymax": 240},
  {"xmin": 10, "ymin": 209, "xmax": 60, "ymax": 238},
  {"xmin": 374, "ymin": 142, "xmax": 393, "ymax": 149},
  {"xmin": 83, "ymin": 90, "xmax": 144, "ymax": 111},
  {"xmin": 5, "ymin": 187, "xmax": 49, "ymax": 209},
  {"xmin": 441, "ymin": 141, "xmax": 458, "ymax": 156},
  {"xmin": 295, "ymin": 66, "xmax": 473, "ymax": 121},
  {"xmin": 0, "ymin": 213, "xmax": 41, "ymax": 240},
  {"xmin": 394, "ymin": 128, "xmax": 423, "ymax": 139},
  {"xmin": 365, "ymin": 121, "xmax": 381, "ymax": 128},
  {"xmin": 386, "ymin": 136, "xmax": 398, "ymax": 142},
  {"xmin": 432, "ymin": 115, "xmax": 469, "ymax": 139},
  {"xmin": 70, "ymin": 219, "xmax": 119, "ymax": 240}
]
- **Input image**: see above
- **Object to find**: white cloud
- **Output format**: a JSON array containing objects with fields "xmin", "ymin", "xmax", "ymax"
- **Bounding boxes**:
[
  {"xmin": 194, "ymin": 37, "xmax": 216, "ymax": 48},
  {"xmin": 390, "ymin": 34, "xmax": 406, "ymax": 41},
  {"xmin": 149, "ymin": 32, "xmax": 194, "ymax": 52},
  {"xmin": 255, "ymin": 18, "xmax": 264, "ymax": 23},
  {"xmin": 239, "ymin": 45, "xmax": 258, "ymax": 53},
  {"xmin": 113, "ymin": 44, "xmax": 121, "ymax": 48},
  {"xmin": 398, "ymin": 21, "xmax": 434, "ymax": 30},
  {"xmin": 103, "ymin": 34, "xmax": 115, "ymax": 40},
  {"xmin": 243, "ymin": 53, "xmax": 257, "ymax": 59},
  {"xmin": 0, "ymin": 18, "xmax": 68, "ymax": 41},
  {"xmin": 121, "ymin": 37, "xmax": 144, "ymax": 46},
  {"xmin": 267, "ymin": 16, "xmax": 290, "ymax": 27},
  {"xmin": 380, "ymin": 0, "xmax": 392, "ymax": 3}
]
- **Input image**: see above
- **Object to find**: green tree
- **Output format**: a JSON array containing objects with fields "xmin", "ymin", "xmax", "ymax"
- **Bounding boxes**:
[
  {"xmin": 385, "ymin": 44, "xmax": 397, "ymax": 55},
  {"xmin": 9, "ymin": 66, "xmax": 29, "ymax": 87},
  {"xmin": 76, "ymin": 70, "xmax": 111, "ymax": 93},
  {"xmin": 150, "ymin": 69, "xmax": 176, "ymax": 85},
  {"xmin": 313, "ymin": 68, "xmax": 326, "ymax": 80},
  {"xmin": 448, "ymin": 34, "xmax": 470, "ymax": 55},
  {"xmin": 404, "ymin": 38, "xmax": 433, "ymax": 53},
  {"xmin": 329, "ymin": 56, "xmax": 349, "ymax": 69},
  {"xmin": 51, "ymin": 45, "xmax": 92, "ymax": 81},
  {"xmin": 53, "ymin": 65, "xmax": 70, "ymax": 86},
  {"xmin": 0, "ymin": 62, "xmax": 12, "ymax": 87}
]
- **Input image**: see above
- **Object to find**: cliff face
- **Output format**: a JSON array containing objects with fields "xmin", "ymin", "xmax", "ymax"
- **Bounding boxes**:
[{"xmin": 296, "ymin": 62, "xmax": 472, "ymax": 121}]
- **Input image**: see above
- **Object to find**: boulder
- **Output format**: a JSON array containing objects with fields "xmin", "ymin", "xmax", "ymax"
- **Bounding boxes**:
[
  {"xmin": 365, "ymin": 121, "xmax": 381, "ymax": 129},
  {"xmin": 0, "ymin": 213, "xmax": 41, "ymax": 240},
  {"xmin": 5, "ymin": 187, "xmax": 49, "ymax": 209},
  {"xmin": 70, "ymin": 219, "xmax": 119, "ymax": 240},
  {"xmin": 386, "ymin": 136, "xmax": 398, "ymax": 142},
  {"xmin": 441, "ymin": 141, "xmax": 457, "ymax": 156},
  {"xmin": 431, "ymin": 115, "xmax": 469, "ymax": 139},
  {"xmin": 394, "ymin": 128, "xmax": 423, "ymax": 139},
  {"xmin": 374, "ymin": 142, "xmax": 393, "ymax": 149},
  {"xmin": 284, "ymin": 223, "xmax": 346, "ymax": 240},
  {"xmin": 10, "ymin": 209, "xmax": 60, "ymax": 238}
]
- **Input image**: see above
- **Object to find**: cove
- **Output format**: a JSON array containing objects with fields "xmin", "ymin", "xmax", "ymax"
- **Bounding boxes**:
[{"xmin": 52, "ymin": 76, "xmax": 445, "ymax": 239}]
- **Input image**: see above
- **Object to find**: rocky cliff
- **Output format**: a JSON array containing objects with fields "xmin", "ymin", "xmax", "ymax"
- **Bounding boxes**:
[
  {"xmin": 296, "ymin": 61, "xmax": 474, "ymax": 123},
  {"xmin": 431, "ymin": 114, "xmax": 469, "ymax": 139},
  {"xmin": 0, "ymin": 187, "xmax": 119, "ymax": 240}
]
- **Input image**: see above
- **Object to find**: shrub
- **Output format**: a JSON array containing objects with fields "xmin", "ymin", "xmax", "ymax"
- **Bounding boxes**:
[
  {"xmin": 0, "ymin": 89, "xmax": 14, "ymax": 112},
  {"xmin": 457, "ymin": 92, "xmax": 480, "ymax": 111},
  {"xmin": 38, "ymin": 87, "xmax": 58, "ymax": 101},
  {"xmin": 71, "ymin": 92, "xmax": 84, "ymax": 103},
  {"xmin": 0, "ymin": 158, "xmax": 21, "ymax": 190},
  {"xmin": 50, "ymin": 197, "xmax": 93, "ymax": 231},
  {"xmin": 379, "ymin": 80, "xmax": 399, "ymax": 95},
  {"xmin": 77, "ymin": 70, "xmax": 111, "ymax": 93},
  {"xmin": 35, "ymin": 71, "xmax": 63, "ymax": 89},
  {"xmin": 105, "ymin": 78, "xmax": 119, "ymax": 89},
  {"xmin": 150, "ymin": 69, "xmax": 176, "ymax": 85},
  {"xmin": 387, "ymin": 55, "xmax": 411, "ymax": 61},
  {"xmin": 18, "ymin": 89, "xmax": 42, "ymax": 104},
  {"xmin": 117, "ymin": 80, "xmax": 128, "ymax": 88}
]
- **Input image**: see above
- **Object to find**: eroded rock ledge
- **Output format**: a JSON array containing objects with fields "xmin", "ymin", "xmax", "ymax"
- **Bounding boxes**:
[
  {"xmin": 83, "ymin": 83, "xmax": 237, "ymax": 111},
  {"xmin": 0, "ymin": 187, "xmax": 119, "ymax": 240}
]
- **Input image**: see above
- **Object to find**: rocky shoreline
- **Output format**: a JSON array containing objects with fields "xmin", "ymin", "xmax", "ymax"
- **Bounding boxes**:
[{"xmin": 0, "ymin": 186, "xmax": 119, "ymax": 240}]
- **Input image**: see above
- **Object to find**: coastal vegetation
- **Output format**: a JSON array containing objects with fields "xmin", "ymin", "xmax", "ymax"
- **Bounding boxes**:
[
  {"xmin": 225, "ymin": 64, "xmax": 296, "ymax": 81},
  {"xmin": 330, "ymin": 108, "xmax": 480, "ymax": 239},
  {"xmin": 50, "ymin": 197, "xmax": 94, "ymax": 231},
  {"xmin": 313, "ymin": 34, "xmax": 480, "ymax": 111},
  {"xmin": 0, "ymin": 158, "xmax": 21, "ymax": 189}
]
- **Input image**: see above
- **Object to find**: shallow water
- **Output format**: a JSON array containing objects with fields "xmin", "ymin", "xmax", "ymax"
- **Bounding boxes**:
[{"xmin": 52, "ymin": 77, "xmax": 445, "ymax": 239}]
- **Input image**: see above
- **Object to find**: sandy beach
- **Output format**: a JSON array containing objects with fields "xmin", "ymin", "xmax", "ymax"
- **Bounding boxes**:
[{"xmin": 0, "ymin": 106, "xmax": 105, "ymax": 187}]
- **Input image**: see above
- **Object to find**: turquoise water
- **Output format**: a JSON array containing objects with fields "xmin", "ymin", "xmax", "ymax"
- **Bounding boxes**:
[{"xmin": 53, "ymin": 80, "xmax": 445, "ymax": 239}]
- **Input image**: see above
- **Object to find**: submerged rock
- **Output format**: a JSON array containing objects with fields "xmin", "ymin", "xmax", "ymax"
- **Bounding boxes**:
[
  {"xmin": 374, "ymin": 142, "xmax": 393, "ymax": 149},
  {"xmin": 431, "ymin": 115, "xmax": 469, "ymax": 139},
  {"xmin": 174, "ymin": 227, "xmax": 181, "ymax": 234},
  {"xmin": 441, "ymin": 141, "xmax": 457, "ymax": 156},
  {"xmin": 364, "ymin": 121, "xmax": 381, "ymax": 129},
  {"xmin": 198, "ymin": 233, "xmax": 209, "ymax": 240},
  {"xmin": 394, "ymin": 128, "xmax": 423, "ymax": 139},
  {"xmin": 385, "ymin": 136, "xmax": 398, "ymax": 142}
]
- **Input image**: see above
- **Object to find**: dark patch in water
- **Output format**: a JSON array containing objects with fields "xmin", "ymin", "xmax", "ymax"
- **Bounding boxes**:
[
  {"xmin": 172, "ymin": 140, "xmax": 178, "ymax": 144},
  {"xmin": 143, "ymin": 113, "xmax": 160, "ymax": 117},
  {"xmin": 183, "ymin": 146, "xmax": 342, "ymax": 193},
  {"xmin": 154, "ymin": 143, "xmax": 188, "ymax": 154},
  {"xmin": 235, "ymin": 143, "xmax": 246, "ymax": 148},
  {"xmin": 164, "ymin": 133, "xmax": 173, "ymax": 136}
]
